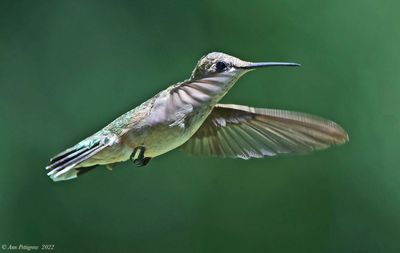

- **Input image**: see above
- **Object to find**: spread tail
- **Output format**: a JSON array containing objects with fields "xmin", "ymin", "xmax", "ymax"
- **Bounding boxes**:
[{"xmin": 46, "ymin": 134, "xmax": 117, "ymax": 182}]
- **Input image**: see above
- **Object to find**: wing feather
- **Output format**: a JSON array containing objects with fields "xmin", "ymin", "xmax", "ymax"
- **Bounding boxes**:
[{"xmin": 181, "ymin": 104, "xmax": 348, "ymax": 159}]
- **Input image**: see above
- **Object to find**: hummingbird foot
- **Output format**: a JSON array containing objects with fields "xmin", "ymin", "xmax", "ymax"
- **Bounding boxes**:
[
  {"xmin": 136, "ymin": 157, "xmax": 151, "ymax": 166},
  {"xmin": 130, "ymin": 146, "xmax": 151, "ymax": 167}
]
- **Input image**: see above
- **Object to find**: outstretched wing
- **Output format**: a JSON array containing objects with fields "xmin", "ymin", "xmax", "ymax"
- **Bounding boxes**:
[{"xmin": 181, "ymin": 104, "xmax": 348, "ymax": 159}]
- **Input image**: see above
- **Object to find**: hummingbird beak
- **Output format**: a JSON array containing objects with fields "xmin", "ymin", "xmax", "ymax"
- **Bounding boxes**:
[{"xmin": 238, "ymin": 62, "xmax": 301, "ymax": 69}]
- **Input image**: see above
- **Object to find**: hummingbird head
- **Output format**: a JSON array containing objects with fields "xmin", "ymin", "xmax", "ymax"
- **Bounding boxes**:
[
  {"xmin": 187, "ymin": 52, "xmax": 300, "ymax": 105},
  {"xmin": 190, "ymin": 52, "xmax": 300, "ymax": 81}
]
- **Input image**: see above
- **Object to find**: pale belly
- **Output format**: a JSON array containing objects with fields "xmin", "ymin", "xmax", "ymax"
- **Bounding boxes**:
[
  {"xmin": 141, "ymin": 124, "xmax": 197, "ymax": 157},
  {"xmin": 123, "ymin": 109, "xmax": 209, "ymax": 158}
]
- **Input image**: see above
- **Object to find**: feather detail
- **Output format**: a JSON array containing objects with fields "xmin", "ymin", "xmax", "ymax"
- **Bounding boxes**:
[
  {"xmin": 46, "ymin": 133, "xmax": 119, "ymax": 181},
  {"xmin": 181, "ymin": 104, "xmax": 348, "ymax": 159}
]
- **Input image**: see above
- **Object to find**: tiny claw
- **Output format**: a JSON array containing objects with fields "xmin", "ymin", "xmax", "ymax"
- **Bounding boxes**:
[{"xmin": 130, "ymin": 146, "xmax": 151, "ymax": 167}]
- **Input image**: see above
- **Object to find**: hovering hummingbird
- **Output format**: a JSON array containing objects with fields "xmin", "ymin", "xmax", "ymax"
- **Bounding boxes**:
[{"xmin": 46, "ymin": 52, "xmax": 348, "ymax": 182}]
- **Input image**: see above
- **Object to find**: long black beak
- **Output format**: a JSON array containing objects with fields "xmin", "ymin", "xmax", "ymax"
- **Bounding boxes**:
[{"xmin": 238, "ymin": 62, "xmax": 300, "ymax": 69}]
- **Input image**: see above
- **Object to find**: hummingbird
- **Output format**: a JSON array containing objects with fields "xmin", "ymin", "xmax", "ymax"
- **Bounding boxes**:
[{"xmin": 46, "ymin": 52, "xmax": 348, "ymax": 182}]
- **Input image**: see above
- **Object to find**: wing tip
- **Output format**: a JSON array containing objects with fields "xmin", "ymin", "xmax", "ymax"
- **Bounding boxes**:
[{"xmin": 330, "ymin": 122, "xmax": 349, "ymax": 145}]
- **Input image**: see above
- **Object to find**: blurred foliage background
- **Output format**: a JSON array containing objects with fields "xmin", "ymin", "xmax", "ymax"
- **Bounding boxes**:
[{"xmin": 0, "ymin": 0, "xmax": 399, "ymax": 252}]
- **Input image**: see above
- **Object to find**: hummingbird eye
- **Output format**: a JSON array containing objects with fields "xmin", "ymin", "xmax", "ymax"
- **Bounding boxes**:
[{"xmin": 215, "ymin": 61, "xmax": 228, "ymax": 72}]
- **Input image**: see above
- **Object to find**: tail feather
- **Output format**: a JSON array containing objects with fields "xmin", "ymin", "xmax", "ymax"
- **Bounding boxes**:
[
  {"xmin": 49, "ymin": 146, "xmax": 80, "ymax": 163},
  {"xmin": 47, "ymin": 143, "xmax": 104, "ymax": 177},
  {"xmin": 46, "ymin": 133, "xmax": 118, "ymax": 182},
  {"xmin": 46, "ymin": 146, "xmax": 91, "ymax": 170}
]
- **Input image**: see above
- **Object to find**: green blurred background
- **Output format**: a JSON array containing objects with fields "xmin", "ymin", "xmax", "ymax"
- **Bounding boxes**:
[{"xmin": 1, "ymin": 0, "xmax": 399, "ymax": 252}]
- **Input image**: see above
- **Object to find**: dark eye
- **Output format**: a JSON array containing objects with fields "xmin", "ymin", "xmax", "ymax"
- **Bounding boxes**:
[{"xmin": 215, "ymin": 61, "xmax": 228, "ymax": 72}]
